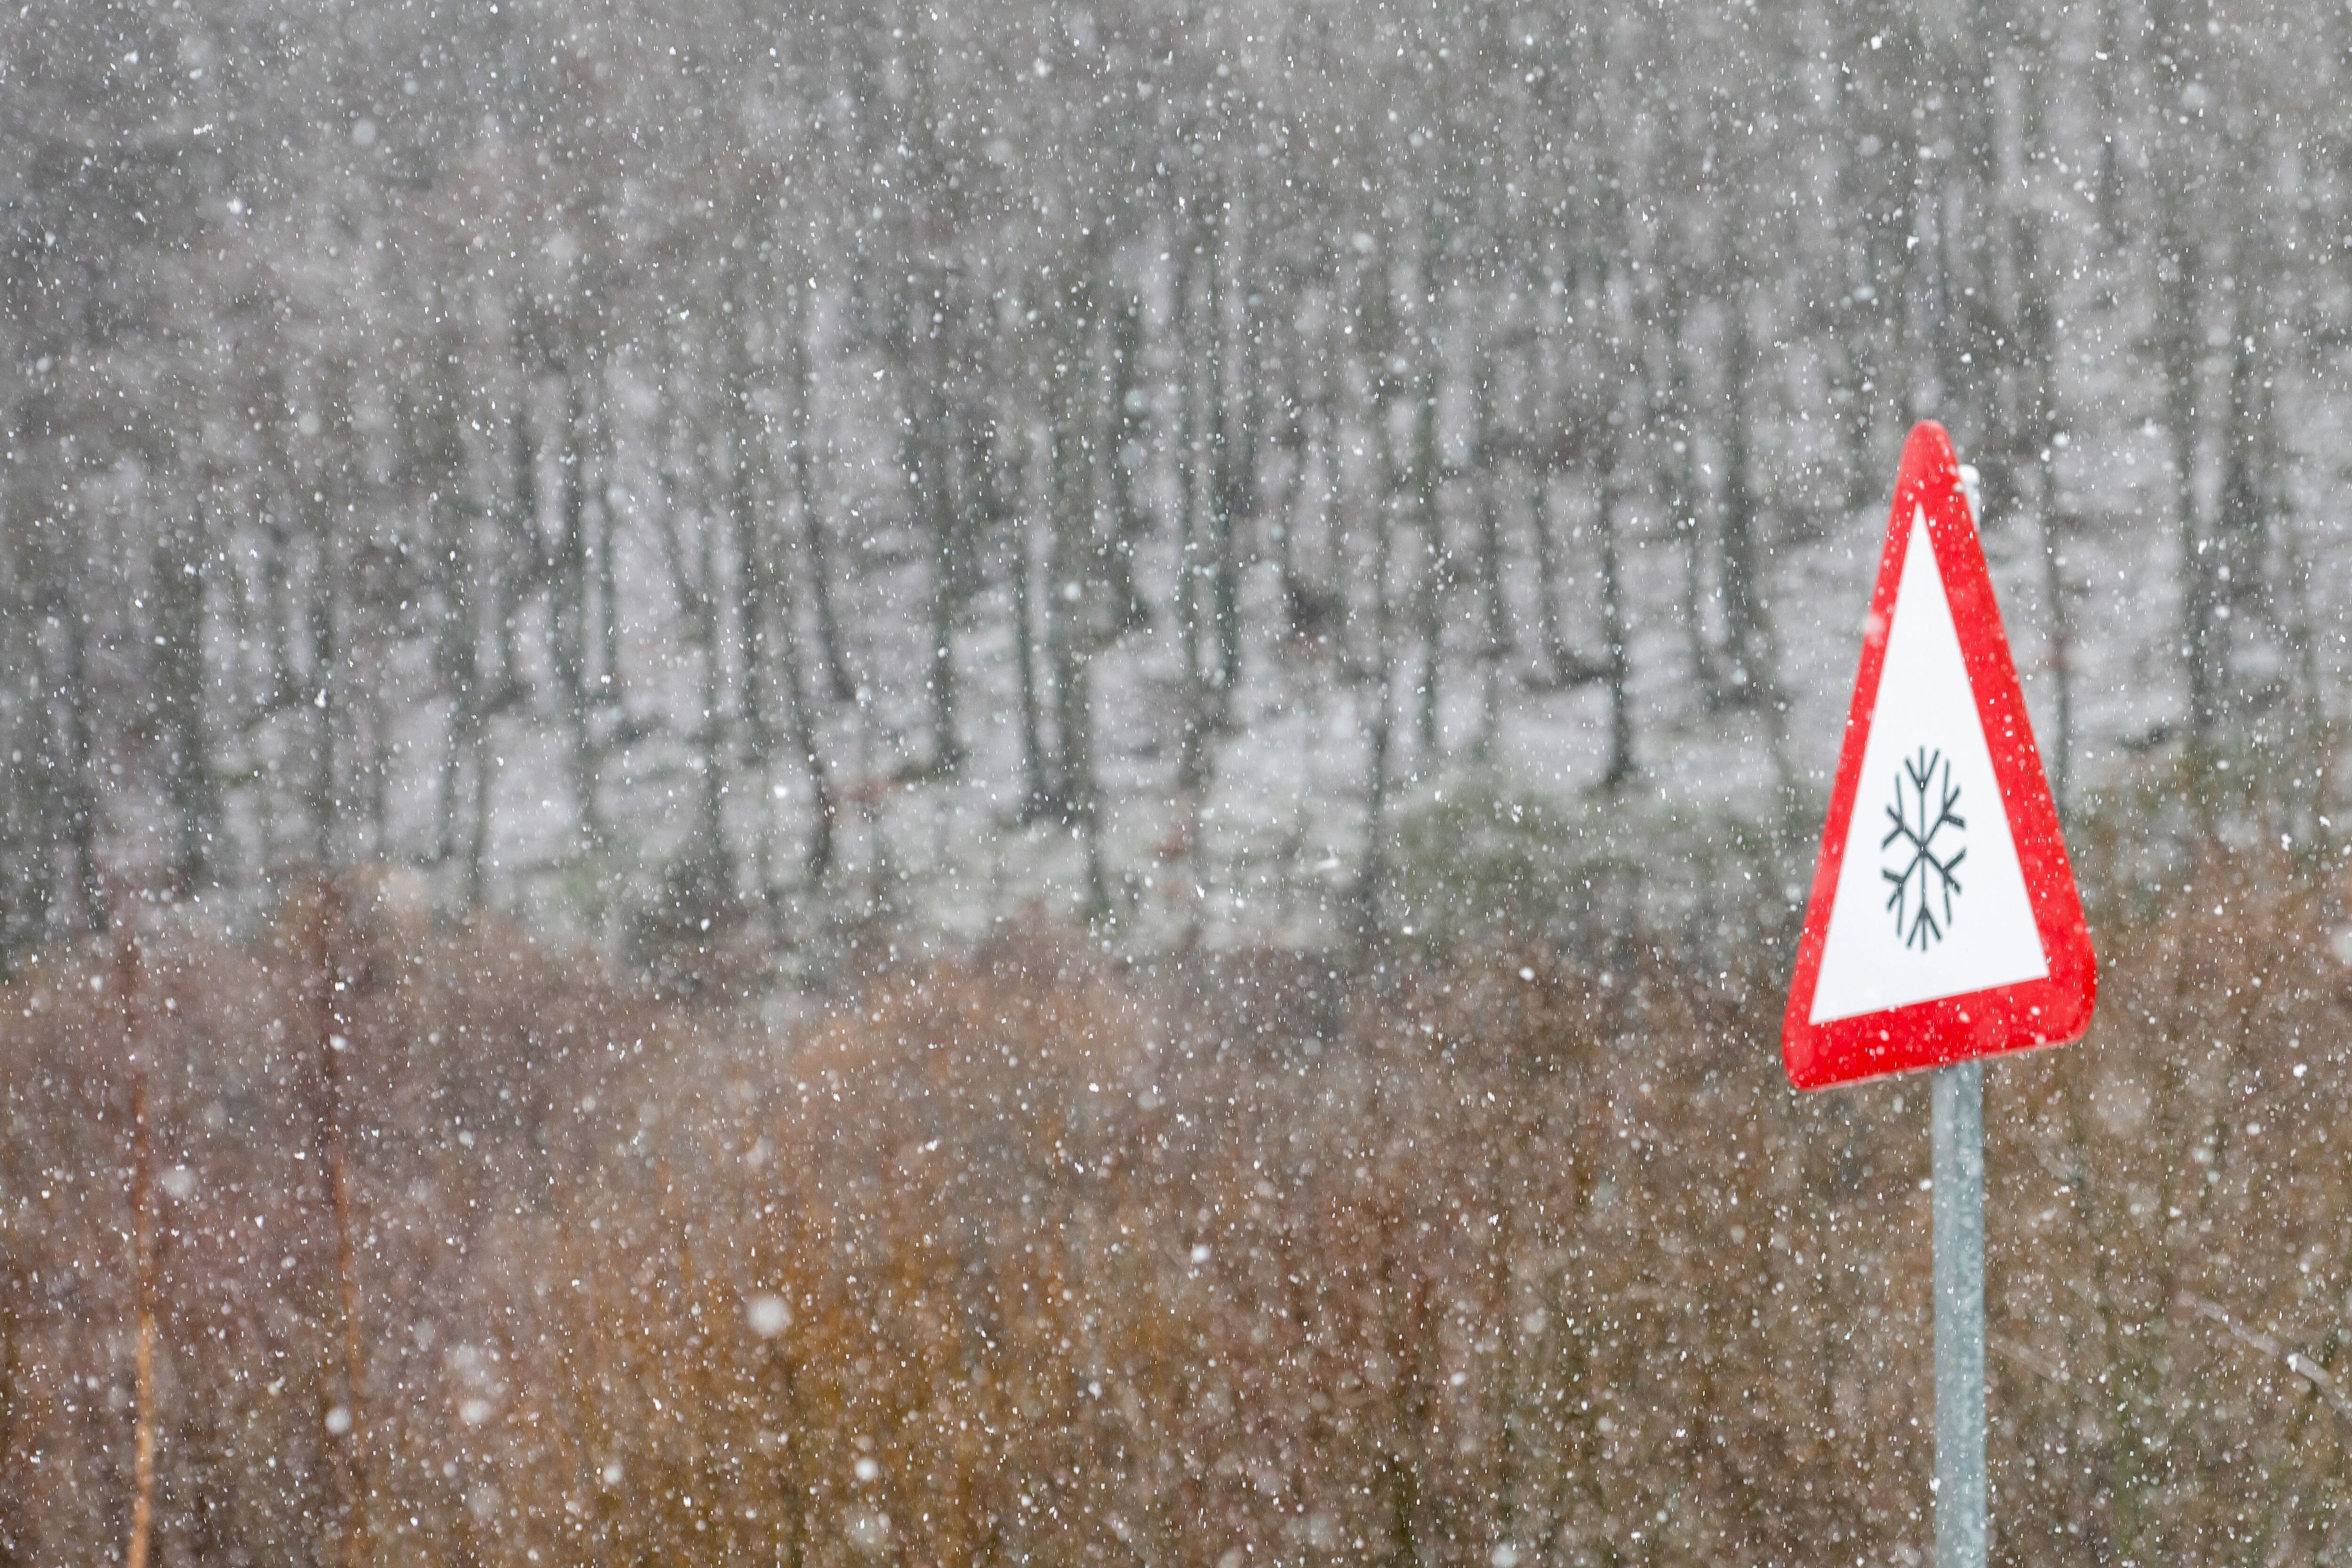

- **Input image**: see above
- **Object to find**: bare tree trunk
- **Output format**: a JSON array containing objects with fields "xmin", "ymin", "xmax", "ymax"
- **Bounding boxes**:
[
  {"xmin": 2007, "ymin": 74, "xmax": 2075, "ymax": 820},
  {"xmin": 2217, "ymin": 231, "xmax": 2274, "ymax": 651},
  {"xmin": 595, "ymin": 379, "xmax": 623, "ymax": 711},
  {"xmin": 1411, "ymin": 272, "xmax": 1446, "ymax": 763},
  {"xmin": 1355, "ymin": 285, "xmax": 1401, "ymax": 944},
  {"xmin": 787, "ymin": 295, "xmax": 855, "ymax": 706},
  {"xmin": 1655, "ymin": 315, "xmax": 1716, "ymax": 697},
  {"xmin": 1718, "ymin": 290, "xmax": 1767, "ymax": 705},
  {"xmin": 465, "ymin": 698, "xmax": 493, "ymax": 910},
  {"xmin": 1008, "ymin": 466, "xmax": 1055, "ymax": 823},
  {"xmin": 1176, "ymin": 239, "xmax": 1212, "ymax": 799},
  {"xmin": 1527, "ymin": 459, "xmax": 1573, "ymax": 686},
  {"xmin": 2148, "ymin": 0, "xmax": 2217, "ymax": 758},
  {"xmin": 1284, "ymin": 297, "xmax": 1344, "ymax": 651},
  {"xmin": 1048, "ymin": 295, "xmax": 1108, "ymax": 917},
  {"xmin": 61, "ymin": 572, "xmax": 104, "ymax": 930},
  {"xmin": 433, "ymin": 459, "xmax": 480, "ymax": 875},
  {"xmin": 723, "ymin": 269, "xmax": 782, "ymax": 922},
  {"xmin": 779, "ymin": 580, "xmax": 836, "ymax": 886},
  {"xmin": 552, "ymin": 368, "xmax": 599, "ymax": 847},
  {"xmin": 2038, "ymin": 478, "xmax": 2077, "ymax": 823},
  {"xmin": 1931, "ymin": 0, "xmax": 2001, "ymax": 451},
  {"xmin": 1358, "ymin": 481, "xmax": 1397, "ymax": 948},
  {"xmin": 1472, "ymin": 348, "xmax": 1510, "ymax": 760},
  {"xmin": 304, "ymin": 476, "xmax": 341, "ymax": 863},
  {"xmin": 2093, "ymin": 0, "xmax": 2126, "ymax": 242},
  {"xmin": 1595, "ymin": 440, "xmax": 1635, "ymax": 793},
  {"xmin": 783, "ymin": 307, "xmax": 844, "ymax": 873},
  {"xmin": 152, "ymin": 496, "xmax": 217, "ymax": 892},
  {"xmin": 364, "ymin": 683, "xmax": 392, "ymax": 861},
  {"xmin": 0, "ymin": 504, "xmax": 47, "ymax": 956},
  {"xmin": 1105, "ymin": 287, "xmax": 1151, "ymax": 637},
  {"xmin": 301, "ymin": 884, "xmax": 369, "ymax": 1568},
  {"xmin": 692, "ymin": 427, "xmax": 731, "ymax": 895},
  {"xmin": 119, "ymin": 926, "xmax": 158, "ymax": 1568},
  {"xmin": 457, "ymin": 397, "xmax": 532, "ymax": 903},
  {"xmin": 914, "ymin": 354, "xmax": 963, "ymax": 779},
  {"xmin": 1205, "ymin": 196, "xmax": 1252, "ymax": 728}
]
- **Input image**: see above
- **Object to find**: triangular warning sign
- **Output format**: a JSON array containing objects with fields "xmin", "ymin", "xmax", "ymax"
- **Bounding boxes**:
[{"xmin": 1783, "ymin": 422, "xmax": 2095, "ymax": 1091}]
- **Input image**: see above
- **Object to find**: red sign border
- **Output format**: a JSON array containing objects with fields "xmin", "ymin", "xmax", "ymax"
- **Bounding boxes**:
[{"xmin": 1782, "ymin": 421, "xmax": 2096, "ymax": 1091}]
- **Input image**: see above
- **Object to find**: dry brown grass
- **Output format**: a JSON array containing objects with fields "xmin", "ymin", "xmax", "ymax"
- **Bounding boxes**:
[{"xmin": 0, "ymin": 854, "xmax": 2347, "ymax": 1567}]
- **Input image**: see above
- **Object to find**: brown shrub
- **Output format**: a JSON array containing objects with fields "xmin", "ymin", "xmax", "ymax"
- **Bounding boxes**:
[{"xmin": 0, "ymin": 859, "xmax": 2346, "ymax": 1566}]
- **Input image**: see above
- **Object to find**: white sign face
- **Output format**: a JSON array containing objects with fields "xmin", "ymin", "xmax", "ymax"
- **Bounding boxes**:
[{"xmin": 1808, "ymin": 508, "xmax": 2049, "ymax": 1025}]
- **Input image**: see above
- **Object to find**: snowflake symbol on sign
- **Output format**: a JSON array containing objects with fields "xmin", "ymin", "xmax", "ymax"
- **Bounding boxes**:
[{"xmin": 1882, "ymin": 746, "xmax": 1966, "ymax": 950}]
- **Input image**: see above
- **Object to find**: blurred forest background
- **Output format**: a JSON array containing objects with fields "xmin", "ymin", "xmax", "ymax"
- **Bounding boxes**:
[
  {"xmin": 6, "ymin": 0, "xmax": 2352, "ymax": 1564},
  {"xmin": 4, "ymin": 847, "xmax": 2348, "ymax": 1566},
  {"xmin": 3, "ymin": 0, "xmax": 2347, "ymax": 957}
]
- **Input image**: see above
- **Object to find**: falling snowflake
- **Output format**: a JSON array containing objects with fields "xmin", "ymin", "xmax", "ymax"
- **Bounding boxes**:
[{"xmin": 1882, "ymin": 746, "xmax": 1965, "ymax": 950}]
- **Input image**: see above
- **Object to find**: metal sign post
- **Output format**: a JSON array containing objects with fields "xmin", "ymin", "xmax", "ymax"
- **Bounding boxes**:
[
  {"xmin": 1931, "ymin": 1061, "xmax": 1985, "ymax": 1568},
  {"xmin": 1781, "ymin": 424, "xmax": 2096, "ymax": 1566}
]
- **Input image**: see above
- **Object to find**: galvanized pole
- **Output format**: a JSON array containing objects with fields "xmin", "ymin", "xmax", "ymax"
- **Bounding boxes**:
[{"xmin": 1932, "ymin": 1060, "xmax": 1986, "ymax": 1568}]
